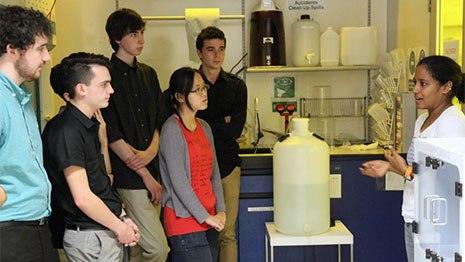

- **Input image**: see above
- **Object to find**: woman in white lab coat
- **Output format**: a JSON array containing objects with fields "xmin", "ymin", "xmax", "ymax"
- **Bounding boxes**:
[{"xmin": 359, "ymin": 55, "xmax": 465, "ymax": 262}]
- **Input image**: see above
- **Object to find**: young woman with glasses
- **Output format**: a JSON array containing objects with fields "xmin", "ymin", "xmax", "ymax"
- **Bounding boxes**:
[{"xmin": 158, "ymin": 67, "xmax": 226, "ymax": 262}]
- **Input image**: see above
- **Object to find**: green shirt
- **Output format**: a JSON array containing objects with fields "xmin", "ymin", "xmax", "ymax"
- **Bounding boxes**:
[{"xmin": 0, "ymin": 70, "xmax": 51, "ymax": 221}]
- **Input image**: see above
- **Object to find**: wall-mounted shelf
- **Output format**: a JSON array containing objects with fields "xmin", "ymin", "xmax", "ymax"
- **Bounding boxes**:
[{"xmin": 246, "ymin": 65, "xmax": 379, "ymax": 73}]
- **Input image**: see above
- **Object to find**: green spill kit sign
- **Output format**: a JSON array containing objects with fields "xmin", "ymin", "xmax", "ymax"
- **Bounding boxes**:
[{"xmin": 273, "ymin": 76, "xmax": 295, "ymax": 98}]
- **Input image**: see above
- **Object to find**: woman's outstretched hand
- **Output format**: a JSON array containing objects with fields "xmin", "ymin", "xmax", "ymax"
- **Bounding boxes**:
[{"xmin": 359, "ymin": 160, "xmax": 390, "ymax": 178}]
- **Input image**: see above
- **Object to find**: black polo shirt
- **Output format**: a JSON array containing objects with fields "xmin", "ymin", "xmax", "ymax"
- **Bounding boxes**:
[
  {"xmin": 42, "ymin": 103, "xmax": 122, "ymax": 228},
  {"xmin": 196, "ymin": 68, "xmax": 248, "ymax": 178},
  {"xmin": 101, "ymin": 54, "xmax": 162, "ymax": 189}
]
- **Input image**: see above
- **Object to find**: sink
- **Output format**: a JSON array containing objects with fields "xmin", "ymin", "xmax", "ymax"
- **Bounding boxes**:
[
  {"xmin": 239, "ymin": 148, "xmax": 273, "ymax": 170},
  {"xmin": 239, "ymin": 148, "xmax": 273, "ymax": 154}
]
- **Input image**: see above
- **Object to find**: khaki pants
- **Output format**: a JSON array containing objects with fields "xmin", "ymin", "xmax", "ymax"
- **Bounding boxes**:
[
  {"xmin": 117, "ymin": 189, "xmax": 169, "ymax": 262},
  {"xmin": 219, "ymin": 166, "xmax": 241, "ymax": 262}
]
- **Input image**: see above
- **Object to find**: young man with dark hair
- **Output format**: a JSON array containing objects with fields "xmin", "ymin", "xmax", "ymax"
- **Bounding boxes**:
[
  {"xmin": 196, "ymin": 26, "xmax": 248, "ymax": 262},
  {"xmin": 102, "ymin": 8, "xmax": 169, "ymax": 262},
  {"xmin": 0, "ymin": 5, "xmax": 57, "ymax": 262},
  {"xmin": 43, "ymin": 52, "xmax": 140, "ymax": 261}
]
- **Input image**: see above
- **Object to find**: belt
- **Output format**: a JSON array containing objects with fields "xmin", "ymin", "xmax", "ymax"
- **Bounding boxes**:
[
  {"xmin": 65, "ymin": 224, "xmax": 105, "ymax": 231},
  {"xmin": 0, "ymin": 217, "xmax": 47, "ymax": 227}
]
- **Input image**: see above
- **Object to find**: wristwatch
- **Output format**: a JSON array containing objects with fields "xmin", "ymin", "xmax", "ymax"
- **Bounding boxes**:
[{"xmin": 404, "ymin": 166, "xmax": 413, "ymax": 181}]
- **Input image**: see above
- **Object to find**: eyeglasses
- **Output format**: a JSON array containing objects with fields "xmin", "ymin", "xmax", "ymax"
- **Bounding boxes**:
[{"xmin": 190, "ymin": 84, "xmax": 210, "ymax": 95}]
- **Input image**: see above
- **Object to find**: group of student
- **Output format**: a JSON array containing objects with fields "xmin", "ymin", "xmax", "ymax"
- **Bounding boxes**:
[
  {"xmin": 0, "ymin": 5, "xmax": 246, "ymax": 262},
  {"xmin": 5, "ymin": 4, "xmax": 465, "ymax": 262}
]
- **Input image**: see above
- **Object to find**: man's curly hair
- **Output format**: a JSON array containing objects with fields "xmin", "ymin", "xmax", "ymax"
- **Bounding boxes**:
[
  {"xmin": 195, "ymin": 26, "xmax": 226, "ymax": 51},
  {"xmin": 0, "ymin": 5, "xmax": 52, "ymax": 54}
]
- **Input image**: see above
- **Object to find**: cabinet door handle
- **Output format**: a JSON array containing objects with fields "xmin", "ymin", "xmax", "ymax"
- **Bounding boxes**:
[
  {"xmin": 423, "ymin": 195, "xmax": 438, "ymax": 220},
  {"xmin": 247, "ymin": 206, "xmax": 274, "ymax": 212},
  {"xmin": 430, "ymin": 198, "xmax": 447, "ymax": 226}
]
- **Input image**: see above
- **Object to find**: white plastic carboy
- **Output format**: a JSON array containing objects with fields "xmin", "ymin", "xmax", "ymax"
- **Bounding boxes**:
[
  {"xmin": 291, "ymin": 15, "xmax": 320, "ymax": 67},
  {"xmin": 273, "ymin": 118, "xmax": 330, "ymax": 235}
]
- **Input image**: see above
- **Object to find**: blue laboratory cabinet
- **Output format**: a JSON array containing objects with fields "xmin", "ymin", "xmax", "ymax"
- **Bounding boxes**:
[{"xmin": 237, "ymin": 152, "xmax": 406, "ymax": 262}]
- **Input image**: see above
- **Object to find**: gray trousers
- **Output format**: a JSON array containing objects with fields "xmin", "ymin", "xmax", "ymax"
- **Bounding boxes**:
[
  {"xmin": 404, "ymin": 222, "xmax": 414, "ymax": 262},
  {"xmin": 63, "ymin": 228, "xmax": 123, "ymax": 262}
]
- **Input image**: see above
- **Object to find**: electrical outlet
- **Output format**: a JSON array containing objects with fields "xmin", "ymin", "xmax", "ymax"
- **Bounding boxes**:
[
  {"xmin": 385, "ymin": 171, "xmax": 405, "ymax": 191},
  {"xmin": 330, "ymin": 174, "xmax": 341, "ymax": 198}
]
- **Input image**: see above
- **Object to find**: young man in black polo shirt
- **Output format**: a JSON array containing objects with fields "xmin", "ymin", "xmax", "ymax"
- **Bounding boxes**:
[
  {"xmin": 42, "ymin": 52, "xmax": 140, "ymax": 261},
  {"xmin": 101, "ymin": 8, "xmax": 169, "ymax": 262},
  {"xmin": 196, "ymin": 26, "xmax": 248, "ymax": 262}
]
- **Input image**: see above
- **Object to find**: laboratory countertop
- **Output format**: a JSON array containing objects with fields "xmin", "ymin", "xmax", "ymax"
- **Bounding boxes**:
[{"xmin": 239, "ymin": 146, "xmax": 386, "ymax": 157}]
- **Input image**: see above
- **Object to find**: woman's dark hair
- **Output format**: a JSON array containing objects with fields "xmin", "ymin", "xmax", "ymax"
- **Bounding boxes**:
[
  {"xmin": 418, "ymin": 55, "xmax": 465, "ymax": 103},
  {"xmin": 0, "ymin": 6, "xmax": 52, "ymax": 54},
  {"xmin": 105, "ymin": 8, "xmax": 146, "ymax": 52},
  {"xmin": 158, "ymin": 67, "xmax": 201, "ymax": 130}
]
